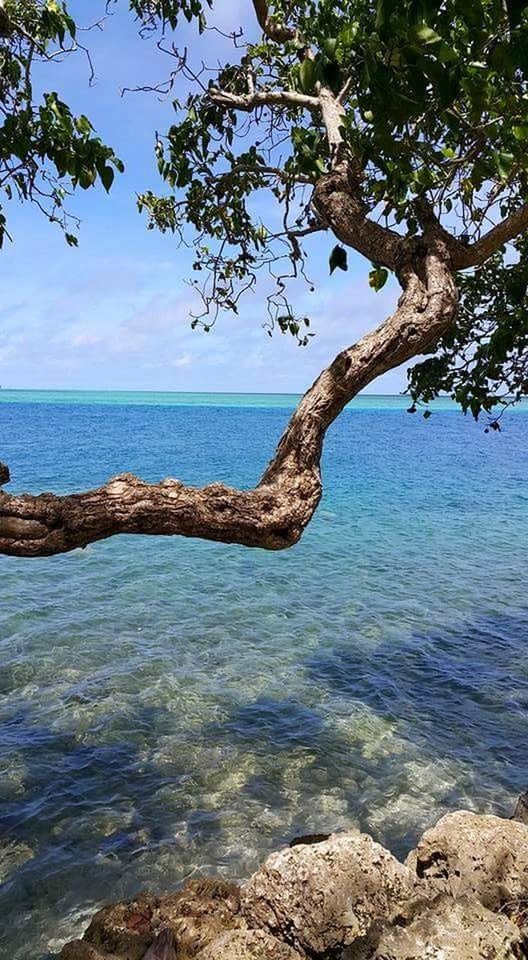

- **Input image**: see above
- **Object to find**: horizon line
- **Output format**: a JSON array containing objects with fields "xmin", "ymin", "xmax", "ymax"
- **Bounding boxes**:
[{"xmin": 0, "ymin": 387, "xmax": 407, "ymax": 397}]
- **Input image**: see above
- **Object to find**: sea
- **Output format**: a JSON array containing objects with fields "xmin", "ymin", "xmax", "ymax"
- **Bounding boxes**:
[{"xmin": 0, "ymin": 391, "xmax": 527, "ymax": 959}]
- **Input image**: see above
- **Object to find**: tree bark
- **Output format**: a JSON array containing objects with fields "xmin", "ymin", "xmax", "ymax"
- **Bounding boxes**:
[{"xmin": 0, "ymin": 239, "xmax": 457, "ymax": 559}]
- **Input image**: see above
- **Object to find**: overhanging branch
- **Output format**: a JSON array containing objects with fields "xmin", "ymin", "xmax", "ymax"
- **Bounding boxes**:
[
  {"xmin": 313, "ymin": 166, "xmax": 404, "ymax": 271},
  {"xmin": 0, "ymin": 243, "xmax": 457, "ymax": 559}
]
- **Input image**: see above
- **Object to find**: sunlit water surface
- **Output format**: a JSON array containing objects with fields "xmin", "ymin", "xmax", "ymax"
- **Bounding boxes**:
[{"xmin": 0, "ymin": 393, "xmax": 527, "ymax": 959}]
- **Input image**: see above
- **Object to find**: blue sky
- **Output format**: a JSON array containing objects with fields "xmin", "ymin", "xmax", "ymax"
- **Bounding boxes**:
[{"xmin": 0, "ymin": 0, "xmax": 407, "ymax": 394}]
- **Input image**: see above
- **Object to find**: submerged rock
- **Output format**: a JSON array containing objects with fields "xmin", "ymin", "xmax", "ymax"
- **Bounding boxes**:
[
  {"xmin": 242, "ymin": 829, "xmax": 413, "ymax": 956},
  {"xmin": 0, "ymin": 838, "xmax": 34, "ymax": 883},
  {"xmin": 196, "ymin": 929, "xmax": 302, "ymax": 959},
  {"xmin": 372, "ymin": 895, "xmax": 521, "ymax": 959},
  {"xmin": 288, "ymin": 833, "xmax": 330, "ymax": 848},
  {"xmin": 405, "ymin": 811, "xmax": 528, "ymax": 910},
  {"xmin": 59, "ymin": 878, "xmax": 243, "ymax": 960}
]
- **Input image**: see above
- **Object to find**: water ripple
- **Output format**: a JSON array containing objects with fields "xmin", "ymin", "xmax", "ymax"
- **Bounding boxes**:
[{"xmin": 0, "ymin": 400, "xmax": 527, "ymax": 958}]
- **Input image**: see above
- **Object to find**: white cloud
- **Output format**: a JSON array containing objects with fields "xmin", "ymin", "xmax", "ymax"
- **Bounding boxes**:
[{"xmin": 172, "ymin": 354, "xmax": 192, "ymax": 368}]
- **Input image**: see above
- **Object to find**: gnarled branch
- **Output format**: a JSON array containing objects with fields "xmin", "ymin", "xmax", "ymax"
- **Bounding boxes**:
[
  {"xmin": 0, "ymin": 241, "xmax": 457, "ymax": 558},
  {"xmin": 313, "ymin": 165, "xmax": 404, "ymax": 271}
]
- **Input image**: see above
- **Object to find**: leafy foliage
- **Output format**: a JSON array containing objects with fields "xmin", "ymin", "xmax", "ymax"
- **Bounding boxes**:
[
  {"xmin": 128, "ymin": 0, "xmax": 211, "ymax": 31},
  {"xmin": 409, "ymin": 236, "xmax": 528, "ymax": 419},
  {"xmin": 0, "ymin": 0, "xmax": 126, "ymax": 245},
  {"xmin": 137, "ymin": 0, "xmax": 528, "ymax": 409}
]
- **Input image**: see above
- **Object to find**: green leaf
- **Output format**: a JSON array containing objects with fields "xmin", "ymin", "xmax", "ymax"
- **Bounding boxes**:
[
  {"xmin": 78, "ymin": 167, "xmax": 97, "ymax": 189},
  {"xmin": 494, "ymin": 150, "xmax": 515, "ymax": 179},
  {"xmin": 376, "ymin": 0, "xmax": 397, "ymax": 31},
  {"xmin": 75, "ymin": 115, "xmax": 92, "ymax": 137},
  {"xmin": 100, "ymin": 166, "xmax": 115, "ymax": 192},
  {"xmin": 338, "ymin": 22, "xmax": 359, "ymax": 47},
  {"xmin": 513, "ymin": 124, "xmax": 528, "ymax": 140},
  {"xmin": 299, "ymin": 59, "xmax": 316, "ymax": 93},
  {"xmin": 322, "ymin": 38, "xmax": 337, "ymax": 59},
  {"xmin": 329, "ymin": 245, "xmax": 348, "ymax": 274},
  {"xmin": 369, "ymin": 265, "xmax": 389, "ymax": 291},
  {"xmin": 412, "ymin": 24, "xmax": 443, "ymax": 44}
]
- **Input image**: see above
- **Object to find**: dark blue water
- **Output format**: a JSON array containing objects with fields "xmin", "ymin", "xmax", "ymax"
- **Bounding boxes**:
[{"xmin": 0, "ymin": 395, "xmax": 527, "ymax": 958}]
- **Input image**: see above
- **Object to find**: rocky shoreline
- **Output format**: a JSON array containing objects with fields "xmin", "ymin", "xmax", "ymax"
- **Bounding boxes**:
[{"xmin": 59, "ymin": 798, "xmax": 528, "ymax": 960}]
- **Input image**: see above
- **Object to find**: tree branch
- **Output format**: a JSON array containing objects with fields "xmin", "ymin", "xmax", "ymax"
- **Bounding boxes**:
[
  {"xmin": 312, "ymin": 165, "xmax": 404, "ymax": 271},
  {"xmin": 319, "ymin": 87, "xmax": 346, "ymax": 160},
  {"xmin": 0, "ymin": 242, "xmax": 457, "ymax": 559},
  {"xmin": 208, "ymin": 87, "xmax": 318, "ymax": 113},
  {"xmin": 452, "ymin": 204, "xmax": 528, "ymax": 269},
  {"xmin": 208, "ymin": 81, "xmax": 408, "ymax": 270},
  {"xmin": 251, "ymin": 0, "xmax": 297, "ymax": 42}
]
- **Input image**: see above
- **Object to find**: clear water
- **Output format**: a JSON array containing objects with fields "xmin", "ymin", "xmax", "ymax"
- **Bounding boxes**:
[{"xmin": 0, "ymin": 393, "xmax": 527, "ymax": 959}]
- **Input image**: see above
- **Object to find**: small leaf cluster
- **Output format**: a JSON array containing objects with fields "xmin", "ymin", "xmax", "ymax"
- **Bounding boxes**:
[
  {"xmin": 0, "ymin": 0, "xmax": 123, "ymax": 245},
  {"xmin": 138, "ymin": 75, "xmax": 318, "ymax": 337},
  {"xmin": 128, "ymin": 0, "xmax": 211, "ymax": 32}
]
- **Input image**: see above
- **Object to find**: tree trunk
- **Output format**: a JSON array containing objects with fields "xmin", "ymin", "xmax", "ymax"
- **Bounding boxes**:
[{"xmin": 0, "ymin": 241, "xmax": 457, "ymax": 559}]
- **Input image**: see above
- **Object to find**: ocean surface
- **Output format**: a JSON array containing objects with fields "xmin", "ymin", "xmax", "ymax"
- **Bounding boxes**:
[{"xmin": 0, "ymin": 391, "xmax": 527, "ymax": 959}]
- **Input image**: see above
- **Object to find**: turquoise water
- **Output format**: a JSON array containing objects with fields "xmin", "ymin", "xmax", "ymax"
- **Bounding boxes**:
[
  {"xmin": 4, "ymin": 389, "xmax": 527, "ymax": 410},
  {"xmin": 0, "ymin": 389, "xmax": 455, "ymax": 408},
  {"xmin": 0, "ymin": 393, "xmax": 527, "ymax": 958}
]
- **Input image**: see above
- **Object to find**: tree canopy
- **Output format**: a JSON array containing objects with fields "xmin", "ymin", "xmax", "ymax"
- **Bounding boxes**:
[
  {"xmin": 0, "ymin": 0, "xmax": 527, "ymax": 557},
  {"xmin": 140, "ymin": 0, "xmax": 528, "ymax": 419}
]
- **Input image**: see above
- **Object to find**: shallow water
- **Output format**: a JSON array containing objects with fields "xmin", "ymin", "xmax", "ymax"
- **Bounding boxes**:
[{"xmin": 0, "ymin": 394, "xmax": 527, "ymax": 958}]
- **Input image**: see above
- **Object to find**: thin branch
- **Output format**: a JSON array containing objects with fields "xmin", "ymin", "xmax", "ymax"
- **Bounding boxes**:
[
  {"xmin": 209, "ymin": 86, "xmax": 318, "ymax": 113},
  {"xmin": 453, "ymin": 204, "xmax": 528, "ymax": 269}
]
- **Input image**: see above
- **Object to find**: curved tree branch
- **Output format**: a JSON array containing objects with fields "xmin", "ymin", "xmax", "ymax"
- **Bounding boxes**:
[
  {"xmin": 452, "ymin": 204, "xmax": 528, "ymax": 269},
  {"xmin": 0, "ymin": 240, "xmax": 457, "ymax": 559},
  {"xmin": 313, "ymin": 165, "xmax": 404, "ymax": 270},
  {"xmin": 207, "ymin": 79, "xmax": 408, "ymax": 270}
]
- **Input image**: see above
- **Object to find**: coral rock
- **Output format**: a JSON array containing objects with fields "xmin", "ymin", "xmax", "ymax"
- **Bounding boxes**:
[
  {"xmin": 59, "ymin": 942, "xmax": 111, "ymax": 960},
  {"xmin": 196, "ymin": 929, "xmax": 302, "ymax": 959},
  {"xmin": 59, "ymin": 878, "xmax": 243, "ymax": 960},
  {"xmin": 242, "ymin": 830, "xmax": 413, "ymax": 956},
  {"xmin": 406, "ymin": 811, "xmax": 528, "ymax": 910},
  {"xmin": 512, "ymin": 790, "xmax": 528, "ymax": 825},
  {"xmin": 372, "ymin": 895, "xmax": 521, "ymax": 959}
]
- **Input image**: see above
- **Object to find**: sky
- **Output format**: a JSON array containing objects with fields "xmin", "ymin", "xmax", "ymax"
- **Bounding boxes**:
[{"xmin": 0, "ymin": 0, "xmax": 408, "ymax": 394}]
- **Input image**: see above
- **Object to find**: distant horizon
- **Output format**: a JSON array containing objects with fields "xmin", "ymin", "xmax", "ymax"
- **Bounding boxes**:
[
  {"xmin": 0, "ymin": 386, "xmax": 405, "ymax": 396},
  {"xmin": 2, "ymin": 389, "xmax": 526, "ymax": 413}
]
